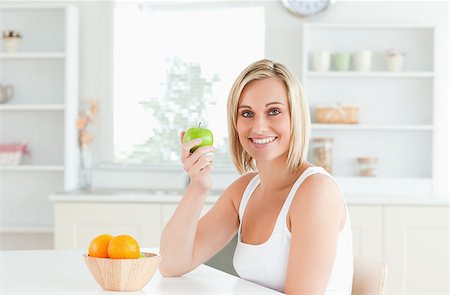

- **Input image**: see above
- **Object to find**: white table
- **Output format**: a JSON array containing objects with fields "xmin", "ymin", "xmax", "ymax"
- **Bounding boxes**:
[{"xmin": 0, "ymin": 249, "xmax": 281, "ymax": 294}]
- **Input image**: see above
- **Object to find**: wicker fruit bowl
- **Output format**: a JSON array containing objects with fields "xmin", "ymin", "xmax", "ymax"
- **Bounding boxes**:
[{"xmin": 84, "ymin": 252, "xmax": 162, "ymax": 291}]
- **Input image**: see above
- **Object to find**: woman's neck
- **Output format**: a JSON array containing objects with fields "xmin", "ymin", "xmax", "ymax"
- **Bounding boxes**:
[{"xmin": 255, "ymin": 157, "xmax": 311, "ymax": 194}]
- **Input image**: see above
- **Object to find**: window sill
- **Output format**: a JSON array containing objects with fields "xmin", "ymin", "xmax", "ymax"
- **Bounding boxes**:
[{"xmin": 96, "ymin": 162, "xmax": 237, "ymax": 173}]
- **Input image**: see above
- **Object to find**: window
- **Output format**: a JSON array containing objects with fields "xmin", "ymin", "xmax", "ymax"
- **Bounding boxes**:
[{"xmin": 112, "ymin": 2, "xmax": 265, "ymax": 168}]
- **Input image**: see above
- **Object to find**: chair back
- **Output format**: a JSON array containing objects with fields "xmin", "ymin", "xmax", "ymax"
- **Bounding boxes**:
[{"xmin": 352, "ymin": 257, "xmax": 387, "ymax": 295}]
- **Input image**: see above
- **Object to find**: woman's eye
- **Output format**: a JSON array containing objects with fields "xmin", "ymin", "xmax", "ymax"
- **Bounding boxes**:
[
  {"xmin": 269, "ymin": 109, "xmax": 281, "ymax": 116},
  {"xmin": 241, "ymin": 110, "xmax": 253, "ymax": 118}
]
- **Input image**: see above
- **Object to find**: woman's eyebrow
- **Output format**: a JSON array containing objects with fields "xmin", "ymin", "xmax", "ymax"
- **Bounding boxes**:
[
  {"xmin": 238, "ymin": 104, "xmax": 251, "ymax": 110},
  {"xmin": 238, "ymin": 101, "xmax": 285, "ymax": 110},
  {"xmin": 265, "ymin": 102, "xmax": 285, "ymax": 107}
]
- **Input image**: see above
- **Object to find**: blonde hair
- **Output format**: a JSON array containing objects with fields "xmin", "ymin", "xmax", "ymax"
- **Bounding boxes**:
[{"xmin": 227, "ymin": 59, "xmax": 310, "ymax": 174}]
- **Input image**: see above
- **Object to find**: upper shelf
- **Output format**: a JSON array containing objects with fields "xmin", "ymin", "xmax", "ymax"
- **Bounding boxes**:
[
  {"xmin": 306, "ymin": 71, "xmax": 434, "ymax": 78},
  {"xmin": 0, "ymin": 165, "xmax": 65, "ymax": 172},
  {"xmin": 303, "ymin": 25, "xmax": 434, "ymax": 73},
  {"xmin": 0, "ymin": 104, "xmax": 65, "ymax": 111},
  {"xmin": 0, "ymin": 7, "xmax": 66, "ymax": 53},
  {"xmin": 0, "ymin": 52, "xmax": 65, "ymax": 59},
  {"xmin": 303, "ymin": 23, "xmax": 435, "ymax": 29},
  {"xmin": 311, "ymin": 124, "xmax": 434, "ymax": 131}
]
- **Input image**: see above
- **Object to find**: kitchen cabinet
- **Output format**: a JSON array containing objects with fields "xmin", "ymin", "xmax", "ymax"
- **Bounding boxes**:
[
  {"xmin": 347, "ymin": 205, "xmax": 384, "ymax": 262},
  {"xmin": 349, "ymin": 205, "xmax": 449, "ymax": 294},
  {"xmin": 384, "ymin": 206, "xmax": 449, "ymax": 295},
  {"xmin": 51, "ymin": 191, "xmax": 217, "ymax": 249},
  {"xmin": 301, "ymin": 24, "xmax": 437, "ymax": 197},
  {"xmin": 348, "ymin": 205, "xmax": 449, "ymax": 295},
  {"xmin": 54, "ymin": 202, "xmax": 161, "ymax": 249},
  {"xmin": 0, "ymin": 4, "xmax": 79, "ymax": 246},
  {"xmin": 53, "ymin": 201, "xmax": 214, "ymax": 250}
]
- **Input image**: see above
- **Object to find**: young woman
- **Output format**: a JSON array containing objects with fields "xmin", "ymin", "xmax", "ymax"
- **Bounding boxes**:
[{"xmin": 159, "ymin": 59, "xmax": 353, "ymax": 295}]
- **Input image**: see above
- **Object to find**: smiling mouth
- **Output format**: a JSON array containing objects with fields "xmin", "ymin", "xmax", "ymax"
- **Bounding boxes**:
[{"xmin": 250, "ymin": 137, "xmax": 277, "ymax": 145}]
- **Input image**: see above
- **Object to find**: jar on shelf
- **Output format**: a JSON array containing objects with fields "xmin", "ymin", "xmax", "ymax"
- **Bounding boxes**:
[
  {"xmin": 311, "ymin": 138, "xmax": 334, "ymax": 174},
  {"xmin": 357, "ymin": 157, "xmax": 378, "ymax": 177},
  {"xmin": 385, "ymin": 49, "xmax": 405, "ymax": 72},
  {"xmin": 353, "ymin": 49, "xmax": 373, "ymax": 72},
  {"xmin": 312, "ymin": 49, "xmax": 331, "ymax": 72},
  {"xmin": 332, "ymin": 52, "xmax": 351, "ymax": 71},
  {"xmin": 2, "ymin": 30, "xmax": 22, "ymax": 53}
]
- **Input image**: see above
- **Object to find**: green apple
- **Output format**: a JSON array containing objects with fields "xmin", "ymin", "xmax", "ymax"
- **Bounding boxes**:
[{"xmin": 183, "ymin": 123, "xmax": 214, "ymax": 153}]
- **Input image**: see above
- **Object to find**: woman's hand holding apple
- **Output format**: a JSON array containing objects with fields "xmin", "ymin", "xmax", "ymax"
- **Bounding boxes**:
[{"xmin": 180, "ymin": 131, "xmax": 215, "ymax": 193}]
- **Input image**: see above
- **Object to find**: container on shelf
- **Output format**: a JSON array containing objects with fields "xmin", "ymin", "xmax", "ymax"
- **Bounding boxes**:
[
  {"xmin": 0, "ymin": 84, "xmax": 14, "ymax": 103},
  {"xmin": 332, "ymin": 52, "xmax": 351, "ymax": 71},
  {"xmin": 79, "ymin": 146, "xmax": 92, "ymax": 191},
  {"xmin": 315, "ymin": 103, "xmax": 359, "ymax": 124},
  {"xmin": 311, "ymin": 138, "xmax": 334, "ymax": 174},
  {"xmin": 0, "ymin": 143, "xmax": 30, "ymax": 165},
  {"xmin": 353, "ymin": 50, "xmax": 372, "ymax": 72},
  {"xmin": 357, "ymin": 157, "xmax": 378, "ymax": 177},
  {"xmin": 312, "ymin": 49, "xmax": 331, "ymax": 72},
  {"xmin": 385, "ymin": 49, "xmax": 405, "ymax": 71},
  {"xmin": 2, "ymin": 30, "xmax": 22, "ymax": 53}
]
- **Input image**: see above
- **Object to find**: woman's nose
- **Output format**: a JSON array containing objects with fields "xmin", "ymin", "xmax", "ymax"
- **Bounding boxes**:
[{"xmin": 251, "ymin": 116, "xmax": 268, "ymax": 134}]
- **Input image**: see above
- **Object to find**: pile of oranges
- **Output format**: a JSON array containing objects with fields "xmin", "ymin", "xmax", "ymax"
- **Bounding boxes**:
[{"xmin": 88, "ymin": 234, "xmax": 143, "ymax": 259}]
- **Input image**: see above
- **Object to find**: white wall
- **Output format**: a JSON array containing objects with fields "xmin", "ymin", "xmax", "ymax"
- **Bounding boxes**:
[{"xmin": 31, "ymin": 1, "xmax": 450, "ymax": 196}]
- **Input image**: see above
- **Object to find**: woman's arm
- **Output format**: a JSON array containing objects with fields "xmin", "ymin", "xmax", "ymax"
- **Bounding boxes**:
[
  {"xmin": 159, "ymin": 132, "xmax": 249, "ymax": 277},
  {"xmin": 159, "ymin": 182, "xmax": 213, "ymax": 276},
  {"xmin": 159, "ymin": 176, "xmax": 252, "ymax": 277},
  {"xmin": 284, "ymin": 174, "xmax": 346, "ymax": 295}
]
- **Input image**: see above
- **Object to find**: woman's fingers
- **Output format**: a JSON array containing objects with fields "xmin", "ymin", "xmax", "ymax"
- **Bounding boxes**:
[
  {"xmin": 186, "ymin": 155, "xmax": 214, "ymax": 176},
  {"xmin": 180, "ymin": 131, "xmax": 215, "ymax": 179},
  {"xmin": 182, "ymin": 145, "xmax": 215, "ymax": 171},
  {"xmin": 199, "ymin": 162, "xmax": 214, "ymax": 175},
  {"xmin": 181, "ymin": 138, "xmax": 203, "ymax": 161},
  {"xmin": 179, "ymin": 131, "xmax": 185, "ymax": 144}
]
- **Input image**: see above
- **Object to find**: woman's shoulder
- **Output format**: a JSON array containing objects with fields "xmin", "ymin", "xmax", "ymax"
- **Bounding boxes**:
[
  {"xmin": 298, "ymin": 167, "xmax": 341, "ymax": 197},
  {"xmin": 298, "ymin": 165, "xmax": 338, "ymax": 189},
  {"xmin": 290, "ymin": 167, "xmax": 344, "ymax": 214},
  {"xmin": 226, "ymin": 172, "xmax": 258, "ymax": 197},
  {"xmin": 221, "ymin": 172, "xmax": 258, "ymax": 212},
  {"xmin": 226, "ymin": 172, "xmax": 258, "ymax": 190},
  {"xmin": 289, "ymin": 169, "xmax": 346, "ymax": 233}
]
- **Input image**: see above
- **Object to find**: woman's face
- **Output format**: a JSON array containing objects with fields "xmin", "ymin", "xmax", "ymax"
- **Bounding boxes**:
[{"xmin": 236, "ymin": 77, "xmax": 291, "ymax": 164}]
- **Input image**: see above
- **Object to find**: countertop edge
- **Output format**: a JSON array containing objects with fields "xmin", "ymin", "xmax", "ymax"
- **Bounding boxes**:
[{"xmin": 49, "ymin": 191, "xmax": 450, "ymax": 206}]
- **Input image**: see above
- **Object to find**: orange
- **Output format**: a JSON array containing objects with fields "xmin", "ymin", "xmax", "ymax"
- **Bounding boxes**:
[
  {"xmin": 107, "ymin": 235, "xmax": 140, "ymax": 259},
  {"xmin": 88, "ymin": 234, "xmax": 113, "ymax": 258}
]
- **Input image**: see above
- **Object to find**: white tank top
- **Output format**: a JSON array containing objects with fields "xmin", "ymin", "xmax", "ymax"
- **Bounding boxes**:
[{"xmin": 233, "ymin": 167, "xmax": 353, "ymax": 294}]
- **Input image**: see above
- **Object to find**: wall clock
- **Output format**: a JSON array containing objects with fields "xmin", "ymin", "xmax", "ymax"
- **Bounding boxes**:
[{"xmin": 281, "ymin": 0, "xmax": 336, "ymax": 17}]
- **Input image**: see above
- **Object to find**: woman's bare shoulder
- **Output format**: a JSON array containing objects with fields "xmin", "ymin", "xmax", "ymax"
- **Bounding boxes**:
[
  {"xmin": 221, "ymin": 172, "xmax": 258, "ymax": 213},
  {"xmin": 289, "ymin": 173, "xmax": 344, "ymax": 228},
  {"xmin": 295, "ymin": 173, "xmax": 342, "ymax": 203}
]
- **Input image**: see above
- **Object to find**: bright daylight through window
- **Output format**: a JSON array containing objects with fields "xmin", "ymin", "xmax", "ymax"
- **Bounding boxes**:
[{"xmin": 112, "ymin": 2, "xmax": 265, "ymax": 167}]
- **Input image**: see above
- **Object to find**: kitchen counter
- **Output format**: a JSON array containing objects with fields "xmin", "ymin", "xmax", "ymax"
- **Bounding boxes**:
[
  {"xmin": 0, "ymin": 249, "xmax": 281, "ymax": 294},
  {"xmin": 50, "ymin": 189, "xmax": 450, "ymax": 206}
]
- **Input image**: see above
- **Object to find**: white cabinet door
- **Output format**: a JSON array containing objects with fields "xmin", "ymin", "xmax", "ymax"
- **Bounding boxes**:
[
  {"xmin": 348, "ymin": 205, "xmax": 384, "ymax": 262},
  {"xmin": 385, "ymin": 206, "xmax": 450, "ymax": 295},
  {"xmin": 54, "ymin": 203, "xmax": 161, "ymax": 249}
]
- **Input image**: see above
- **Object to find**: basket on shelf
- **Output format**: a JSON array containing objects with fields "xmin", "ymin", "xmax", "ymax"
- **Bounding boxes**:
[
  {"xmin": 0, "ymin": 143, "xmax": 30, "ymax": 165},
  {"xmin": 315, "ymin": 103, "xmax": 359, "ymax": 124}
]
